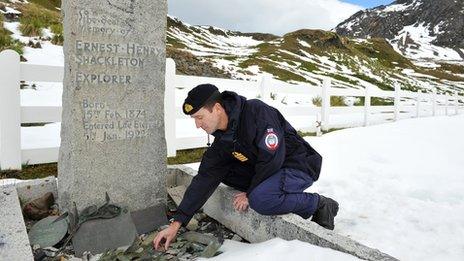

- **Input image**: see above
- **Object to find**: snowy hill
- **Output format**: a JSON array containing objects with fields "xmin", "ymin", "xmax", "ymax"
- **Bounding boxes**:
[
  {"xmin": 335, "ymin": 0, "xmax": 464, "ymax": 68},
  {"xmin": 1, "ymin": 0, "xmax": 464, "ymax": 99}
]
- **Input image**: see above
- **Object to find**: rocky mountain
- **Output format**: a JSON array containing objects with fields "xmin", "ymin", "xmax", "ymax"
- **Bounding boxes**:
[
  {"xmin": 1, "ymin": 0, "xmax": 464, "ymax": 99},
  {"xmin": 335, "ymin": 0, "xmax": 464, "ymax": 62}
]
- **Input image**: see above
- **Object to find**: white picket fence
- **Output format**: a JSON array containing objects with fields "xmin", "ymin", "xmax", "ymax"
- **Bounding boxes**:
[{"xmin": 1, "ymin": 49, "xmax": 463, "ymax": 170}]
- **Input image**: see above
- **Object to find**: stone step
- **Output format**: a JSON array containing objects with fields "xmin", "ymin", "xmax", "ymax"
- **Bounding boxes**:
[
  {"xmin": 167, "ymin": 165, "xmax": 399, "ymax": 261},
  {"xmin": 0, "ymin": 185, "xmax": 34, "ymax": 261}
]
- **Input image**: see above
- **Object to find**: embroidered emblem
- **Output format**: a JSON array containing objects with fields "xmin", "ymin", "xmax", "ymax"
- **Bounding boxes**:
[
  {"xmin": 184, "ymin": 103, "xmax": 193, "ymax": 113},
  {"xmin": 264, "ymin": 128, "xmax": 279, "ymax": 150},
  {"xmin": 232, "ymin": 152, "xmax": 248, "ymax": 162}
]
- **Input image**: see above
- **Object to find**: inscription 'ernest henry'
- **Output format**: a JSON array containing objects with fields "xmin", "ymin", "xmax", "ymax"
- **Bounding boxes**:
[{"xmin": 76, "ymin": 40, "xmax": 160, "ymax": 56}]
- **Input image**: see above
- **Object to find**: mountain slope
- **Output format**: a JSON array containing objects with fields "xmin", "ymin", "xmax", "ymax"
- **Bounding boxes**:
[
  {"xmin": 1, "ymin": 0, "xmax": 463, "ymax": 101},
  {"xmin": 335, "ymin": 0, "xmax": 464, "ymax": 66}
]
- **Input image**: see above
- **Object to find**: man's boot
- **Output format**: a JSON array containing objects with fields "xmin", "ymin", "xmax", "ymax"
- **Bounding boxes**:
[{"xmin": 311, "ymin": 195, "xmax": 339, "ymax": 230}]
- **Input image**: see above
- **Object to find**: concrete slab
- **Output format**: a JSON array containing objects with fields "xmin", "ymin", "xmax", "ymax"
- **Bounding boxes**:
[
  {"xmin": 0, "ymin": 186, "xmax": 34, "ymax": 261},
  {"xmin": 14, "ymin": 176, "xmax": 57, "ymax": 204},
  {"xmin": 167, "ymin": 165, "xmax": 399, "ymax": 261}
]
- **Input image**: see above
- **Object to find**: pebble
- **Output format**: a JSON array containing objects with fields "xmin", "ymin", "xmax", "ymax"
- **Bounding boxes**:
[
  {"xmin": 231, "ymin": 234, "xmax": 243, "ymax": 242},
  {"xmin": 186, "ymin": 218, "xmax": 199, "ymax": 231}
]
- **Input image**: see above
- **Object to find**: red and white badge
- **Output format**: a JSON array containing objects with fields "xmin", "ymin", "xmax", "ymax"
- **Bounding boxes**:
[{"xmin": 264, "ymin": 128, "xmax": 279, "ymax": 150}]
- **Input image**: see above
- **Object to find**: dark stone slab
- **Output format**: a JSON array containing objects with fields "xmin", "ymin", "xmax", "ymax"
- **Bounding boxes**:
[
  {"xmin": 72, "ymin": 209, "xmax": 137, "ymax": 257},
  {"xmin": 131, "ymin": 204, "xmax": 168, "ymax": 234}
]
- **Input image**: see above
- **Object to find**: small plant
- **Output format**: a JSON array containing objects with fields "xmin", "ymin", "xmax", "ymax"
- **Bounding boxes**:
[
  {"xmin": 312, "ymin": 96, "xmax": 322, "ymax": 107},
  {"xmin": 330, "ymin": 96, "xmax": 347, "ymax": 106},
  {"xmin": 50, "ymin": 23, "xmax": 63, "ymax": 45},
  {"xmin": 0, "ymin": 14, "xmax": 24, "ymax": 54},
  {"xmin": 19, "ymin": 3, "xmax": 61, "ymax": 37}
]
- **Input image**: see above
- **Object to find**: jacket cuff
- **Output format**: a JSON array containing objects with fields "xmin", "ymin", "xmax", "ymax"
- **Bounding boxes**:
[{"xmin": 172, "ymin": 211, "xmax": 192, "ymax": 226}]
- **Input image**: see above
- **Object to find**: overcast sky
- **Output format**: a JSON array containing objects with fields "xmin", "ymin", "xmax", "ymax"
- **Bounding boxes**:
[{"xmin": 167, "ymin": 0, "xmax": 395, "ymax": 35}]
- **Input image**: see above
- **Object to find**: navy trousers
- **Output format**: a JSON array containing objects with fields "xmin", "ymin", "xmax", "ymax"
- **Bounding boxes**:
[{"xmin": 248, "ymin": 168, "xmax": 320, "ymax": 219}]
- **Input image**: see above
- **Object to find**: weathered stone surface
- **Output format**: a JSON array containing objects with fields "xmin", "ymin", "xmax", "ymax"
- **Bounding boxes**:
[
  {"xmin": 130, "ymin": 204, "xmax": 168, "ymax": 234},
  {"xmin": 167, "ymin": 185, "xmax": 187, "ymax": 206},
  {"xmin": 72, "ymin": 209, "xmax": 137, "ymax": 257},
  {"xmin": 15, "ymin": 176, "xmax": 57, "ymax": 204},
  {"xmin": 58, "ymin": 0, "xmax": 168, "ymax": 212},
  {"xmin": 167, "ymin": 165, "xmax": 399, "ymax": 261},
  {"xmin": 0, "ymin": 186, "xmax": 34, "ymax": 260}
]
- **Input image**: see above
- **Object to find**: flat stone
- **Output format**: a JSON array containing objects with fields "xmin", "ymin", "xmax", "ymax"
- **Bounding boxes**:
[
  {"xmin": 0, "ymin": 186, "xmax": 34, "ymax": 260},
  {"xmin": 168, "ymin": 165, "xmax": 399, "ymax": 261},
  {"xmin": 72, "ymin": 209, "xmax": 137, "ymax": 257},
  {"xmin": 58, "ymin": 0, "xmax": 168, "ymax": 213},
  {"xmin": 186, "ymin": 218, "xmax": 199, "ymax": 231},
  {"xmin": 130, "ymin": 204, "xmax": 168, "ymax": 234},
  {"xmin": 167, "ymin": 185, "xmax": 187, "ymax": 207}
]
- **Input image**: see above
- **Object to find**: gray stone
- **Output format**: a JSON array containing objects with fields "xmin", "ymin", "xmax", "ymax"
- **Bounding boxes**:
[
  {"xmin": 186, "ymin": 218, "xmax": 199, "ymax": 231},
  {"xmin": 28, "ymin": 216, "xmax": 68, "ymax": 248},
  {"xmin": 72, "ymin": 209, "xmax": 137, "ymax": 257},
  {"xmin": 58, "ymin": 0, "xmax": 168, "ymax": 213},
  {"xmin": 130, "ymin": 204, "xmax": 168, "ymax": 234},
  {"xmin": 0, "ymin": 186, "xmax": 34, "ymax": 260},
  {"xmin": 167, "ymin": 185, "xmax": 187, "ymax": 207},
  {"xmin": 15, "ymin": 176, "xmax": 57, "ymax": 204},
  {"xmin": 167, "ymin": 165, "xmax": 399, "ymax": 261},
  {"xmin": 231, "ymin": 234, "xmax": 242, "ymax": 242}
]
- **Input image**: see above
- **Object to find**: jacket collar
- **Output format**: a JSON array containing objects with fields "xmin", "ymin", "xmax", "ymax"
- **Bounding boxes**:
[{"xmin": 212, "ymin": 91, "xmax": 244, "ymax": 142}]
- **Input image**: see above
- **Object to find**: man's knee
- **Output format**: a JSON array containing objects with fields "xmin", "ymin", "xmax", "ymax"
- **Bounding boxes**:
[{"xmin": 248, "ymin": 192, "xmax": 280, "ymax": 215}]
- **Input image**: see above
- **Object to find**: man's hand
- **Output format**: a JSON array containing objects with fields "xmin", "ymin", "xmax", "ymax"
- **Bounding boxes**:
[
  {"xmin": 153, "ymin": 221, "xmax": 181, "ymax": 251},
  {"xmin": 233, "ymin": 192, "xmax": 249, "ymax": 212}
]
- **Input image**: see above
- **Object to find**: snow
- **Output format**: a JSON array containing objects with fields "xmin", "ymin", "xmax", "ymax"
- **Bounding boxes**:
[
  {"xmin": 185, "ymin": 114, "xmax": 464, "ymax": 261},
  {"xmin": 0, "ymin": 6, "xmax": 21, "ymax": 15},
  {"xmin": 202, "ymin": 238, "xmax": 361, "ymax": 261},
  {"xmin": 304, "ymin": 115, "xmax": 464, "ymax": 261},
  {"xmin": 391, "ymin": 23, "xmax": 463, "ymax": 63}
]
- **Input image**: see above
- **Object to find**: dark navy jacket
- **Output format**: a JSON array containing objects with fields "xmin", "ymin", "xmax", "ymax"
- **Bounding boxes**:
[{"xmin": 173, "ymin": 91, "xmax": 322, "ymax": 225}]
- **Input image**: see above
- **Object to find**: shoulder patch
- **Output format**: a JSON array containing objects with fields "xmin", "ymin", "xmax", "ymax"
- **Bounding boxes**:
[{"xmin": 264, "ymin": 128, "xmax": 279, "ymax": 151}]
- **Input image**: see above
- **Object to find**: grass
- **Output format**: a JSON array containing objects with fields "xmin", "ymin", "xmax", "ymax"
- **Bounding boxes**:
[
  {"xmin": 29, "ymin": 0, "xmax": 61, "ymax": 11},
  {"xmin": 354, "ymin": 73, "xmax": 394, "ymax": 91},
  {"xmin": 0, "ymin": 14, "xmax": 24, "ymax": 54},
  {"xmin": 1, "ymin": 148, "xmax": 209, "ymax": 180},
  {"xmin": 18, "ymin": 3, "xmax": 61, "ymax": 37},
  {"xmin": 0, "ymin": 163, "xmax": 57, "ymax": 180},
  {"xmin": 50, "ymin": 23, "xmax": 63, "ymax": 45},
  {"xmin": 167, "ymin": 148, "xmax": 207, "ymax": 165},
  {"xmin": 297, "ymin": 127, "xmax": 345, "ymax": 137}
]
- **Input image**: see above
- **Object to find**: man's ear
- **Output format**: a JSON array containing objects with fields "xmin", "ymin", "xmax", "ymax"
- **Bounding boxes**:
[{"xmin": 214, "ymin": 102, "xmax": 223, "ymax": 113}]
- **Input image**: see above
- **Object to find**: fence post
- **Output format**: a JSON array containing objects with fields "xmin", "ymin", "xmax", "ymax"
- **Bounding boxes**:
[
  {"xmin": 394, "ymin": 83, "xmax": 400, "ymax": 121},
  {"xmin": 164, "ymin": 58, "xmax": 177, "ymax": 157},
  {"xmin": 445, "ymin": 94, "xmax": 449, "ymax": 116},
  {"xmin": 432, "ymin": 88, "xmax": 437, "ymax": 116},
  {"xmin": 364, "ymin": 86, "xmax": 371, "ymax": 127},
  {"xmin": 258, "ymin": 74, "xmax": 272, "ymax": 102},
  {"xmin": 316, "ymin": 113, "xmax": 322, "ymax": 137},
  {"xmin": 416, "ymin": 90, "xmax": 421, "ymax": 118},
  {"xmin": 0, "ymin": 50, "xmax": 22, "ymax": 170},
  {"xmin": 455, "ymin": 91, "xmax": 459, "ymax": 115},
  {"xmin": 321, "ymin": 78, "xmax": 330, "ymax": 131}
]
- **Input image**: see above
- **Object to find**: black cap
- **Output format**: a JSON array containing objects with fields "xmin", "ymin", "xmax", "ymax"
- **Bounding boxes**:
[{"xmin": 183, "ymin": 84, "xmax": 221, "ymax": 115}]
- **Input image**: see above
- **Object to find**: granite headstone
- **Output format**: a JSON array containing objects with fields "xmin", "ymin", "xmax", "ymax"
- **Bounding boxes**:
[{"xmin": 58, "ymin": 0, "xmax": 168, "ymax": 213}]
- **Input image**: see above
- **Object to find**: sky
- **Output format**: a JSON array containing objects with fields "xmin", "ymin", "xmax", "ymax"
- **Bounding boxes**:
[{"xmin": 167, "ymin": 0, "xmax": 395, "ymax": 35}]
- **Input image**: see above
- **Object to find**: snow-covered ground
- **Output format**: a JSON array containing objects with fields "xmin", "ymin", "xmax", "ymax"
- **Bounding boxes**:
[{"xmin": 186, "ymin": 114, "xmax": 464, "ymax": 261}]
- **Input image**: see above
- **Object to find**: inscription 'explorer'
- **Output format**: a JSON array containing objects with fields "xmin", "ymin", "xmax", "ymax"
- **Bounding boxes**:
[{"xmin": 76, "ymin": 73, "xmax": 131, "ymax": 85}]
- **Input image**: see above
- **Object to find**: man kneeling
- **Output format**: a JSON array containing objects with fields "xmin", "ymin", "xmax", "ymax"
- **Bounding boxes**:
[{"xmin": 154, "ymin": 84, "xmax": 339, "ymax": 250}]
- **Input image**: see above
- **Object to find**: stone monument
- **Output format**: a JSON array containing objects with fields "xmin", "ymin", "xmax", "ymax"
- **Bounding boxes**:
[{"xmin": 58, "ymin": 0, "xmax": 167, "ymax": 215}]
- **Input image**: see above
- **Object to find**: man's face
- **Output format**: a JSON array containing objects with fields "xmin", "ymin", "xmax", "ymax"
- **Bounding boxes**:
[{"xmin": 191, "ymin": 104, "xmax": 221, "ymax": 134}]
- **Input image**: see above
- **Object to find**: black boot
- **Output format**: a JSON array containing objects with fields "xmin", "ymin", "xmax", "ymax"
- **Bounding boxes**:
[{"xmin": 311, "ymin": 195, "xmax": 339, "ymax": 230}]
